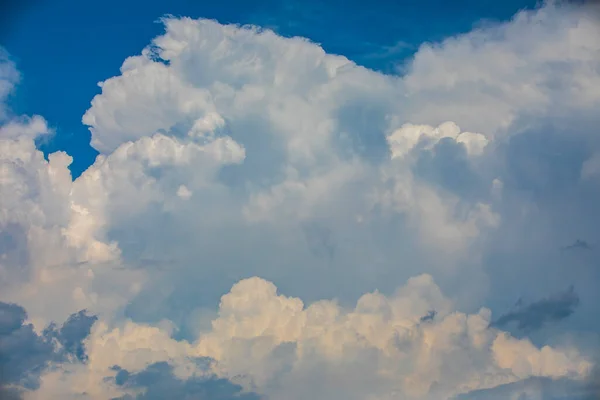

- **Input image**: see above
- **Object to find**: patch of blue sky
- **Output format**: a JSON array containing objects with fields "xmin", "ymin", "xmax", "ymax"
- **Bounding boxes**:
[{"xmin": 2, "ymin": 0, "xmax": 537, "ymax": 178}]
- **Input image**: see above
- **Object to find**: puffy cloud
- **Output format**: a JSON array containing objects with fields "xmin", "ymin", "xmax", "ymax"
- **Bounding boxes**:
[
  {"xmin": 0, "ymin": 115, "xmax": 143, "ymax": 328},
  {"xmin": 387, "ymin": 122, "xmax": 488, "ymax": 159},
  {"xmin": 186, "ymin": 275, "xmax": 591, "ymax": 400},
  {"xmin": 401, "ymin": 1, "xmax": 600, "ymax": 134},
  {"xmin": 22, "ymin": 276, "xmax": 594, "ymax": 400},
  {"xmin": 1, "ymin": 0, "xmax": 600, "ymax": 398}
]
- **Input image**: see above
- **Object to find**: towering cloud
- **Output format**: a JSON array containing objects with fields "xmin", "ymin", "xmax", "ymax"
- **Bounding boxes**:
[{"xmin": 1, "ymin": 1, "xmax": 600, "ymax": 398}]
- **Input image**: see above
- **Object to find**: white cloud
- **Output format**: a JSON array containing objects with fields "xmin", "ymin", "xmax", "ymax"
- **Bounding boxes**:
[
  {"xmin": 401, "ymin": 1, "xmax": 600, "ymax": 134},
  {"xmin": 26, "ymin": 275, "xmax": 592, "ymax": 400},
  {"xmin": 2, "ymin": 0, "xmax": 600, "ymax": 398},
  {"xmin": 387, "ymin": 122, "xmax": 488, "ymax": 159},
  {"xmin": 176, "ymin": 184, "xmax": 192, "ymax": 199},
  {"xmin": 0, "ymin": 49, "xmax": 19, "ymax": 121},
  {"xmin": 189, "ymin": 275, "xmax": 591, "ymax": 399}
]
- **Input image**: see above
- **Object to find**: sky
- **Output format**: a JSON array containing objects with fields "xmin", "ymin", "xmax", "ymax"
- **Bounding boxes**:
[
  {"xmin": 1, "ymin": 0, "xmax": 539, "ymax": 177},
  {"xmin": 1, "ymin": 0, "xmax": 600, "ymax": 399}
]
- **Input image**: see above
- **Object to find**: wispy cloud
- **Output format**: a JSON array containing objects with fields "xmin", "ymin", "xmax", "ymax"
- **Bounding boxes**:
[{"xmin": 491, "ymin": 286, "xmax": 580, "ymax": 332}]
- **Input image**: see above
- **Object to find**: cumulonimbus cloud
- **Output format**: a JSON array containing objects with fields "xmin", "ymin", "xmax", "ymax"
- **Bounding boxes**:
[{"xmin": 1, "ymin": 1, "xmax": 600, "ymax": 398}]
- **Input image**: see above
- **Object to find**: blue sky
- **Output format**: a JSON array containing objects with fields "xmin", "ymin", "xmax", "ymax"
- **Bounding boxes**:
[
  {"xmin": 2, "ymin": 0, "xmax": 537, "ymax": 177},
  {"xmin": 2, "ymin": 1, "xmax": 600, "ymax": 399}
]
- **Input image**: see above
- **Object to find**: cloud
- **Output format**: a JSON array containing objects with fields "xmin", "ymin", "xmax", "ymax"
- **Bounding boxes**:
[
  {"xmin": 1, "ymin": 0, "xmax": 600, "ymax": 398},
  {"xmin": 563, "ymin": 239, "xmax": 593, "ymax": 251},
  {"xmin": 111, "ymin": 362, "xmax": 262, "ymax": 400},
  {"xmin": 402, "ymin": 1, "xmax": 600, "ymax": 133},
  {"xmin": 43, "ymin": 310, "xmax": 98, "ymax": 362},
  {"xmin": 188, "ymin": 275, "xmax": 591, "ymax": 399},
  {"xmin": 491, "ymin": 287, "xmax": 580, "ymax": 332},
  {"xmin": 453, "ymin": 376, "xmax": 599, "ymax": 400},
  {"xmin": 0, "ymin": 50, "xmax": 19, "ymax": 121},
  {"xmin": 0, "ymin": 302, "xmax": 55, "ymax": 391},
  {"xmin": 301, "ymin": 222, "xmax": 336, "ymax": 261},
  {"xmin": 0, "ymin": 301, "xmax": 97, "ymax": 395},
  {"xmin": 419, "ymin": 310, "xmax": 437, "ymax": 323},
  {"xmin": 22, "ymin": 276, "xmax": 593, "ymax": 400}
]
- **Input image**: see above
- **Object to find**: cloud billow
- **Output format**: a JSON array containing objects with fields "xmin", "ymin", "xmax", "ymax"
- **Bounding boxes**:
[
  {"xmin": 1, "ymin": 1, "xmax": 600, "ymax": 398},
  {"xmin": 0, "ymin": 302, "xmax": 96, "ymax": 395}
]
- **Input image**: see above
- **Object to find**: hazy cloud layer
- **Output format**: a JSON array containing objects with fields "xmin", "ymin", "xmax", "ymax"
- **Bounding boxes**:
[{"xmin": 1, "ymin": 1, "xmax": 600, "ymax": 398}]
